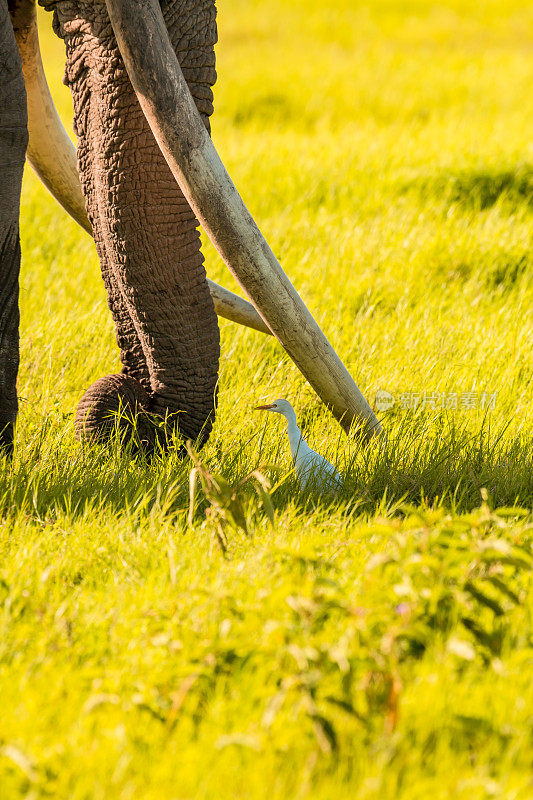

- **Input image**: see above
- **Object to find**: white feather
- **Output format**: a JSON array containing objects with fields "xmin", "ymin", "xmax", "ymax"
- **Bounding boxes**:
[{"xmin": 257, "ymin": 399, "xmax": 342, "ymax": 494}]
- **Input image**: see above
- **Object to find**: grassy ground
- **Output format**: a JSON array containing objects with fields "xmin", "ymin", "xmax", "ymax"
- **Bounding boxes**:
[{"xmin": 1, "ymin": 0, "xmax": 532, "ymax": 797}]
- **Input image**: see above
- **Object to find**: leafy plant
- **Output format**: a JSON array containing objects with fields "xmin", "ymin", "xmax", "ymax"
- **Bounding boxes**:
[{"xmin": 187, "ymin": 443, "xmax": 274, "ymax": 551}]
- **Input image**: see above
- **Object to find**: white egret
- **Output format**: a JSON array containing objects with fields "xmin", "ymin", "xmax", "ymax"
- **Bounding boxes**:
[{"xmin": 256, "ymin": 399, "xmax": 343, "ymax": 495}]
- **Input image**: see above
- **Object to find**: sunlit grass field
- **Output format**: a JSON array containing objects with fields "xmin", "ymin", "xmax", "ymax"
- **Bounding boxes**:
[{"xmin": 1, "ymin": 0, "xmax": 532, "ymax": 797}]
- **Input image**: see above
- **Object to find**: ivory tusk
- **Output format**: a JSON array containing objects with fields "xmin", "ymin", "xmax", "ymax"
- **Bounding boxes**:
[
  {"xmin": 105, "ymin": 0, "xmax": 382, "ymax": 439},
  {"xmin": 14, "ymin": 2, "xmax": 88, "ymax": 231},
  {"xmin": 206, "ymin": 281, "xmax": 271, "ymax": 335},
  {"xmin": 12, "ymin": 2, "xmax": 271, "ymax": 336}
]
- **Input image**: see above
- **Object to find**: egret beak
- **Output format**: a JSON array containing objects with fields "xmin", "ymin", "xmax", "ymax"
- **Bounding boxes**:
[{"xmin": 255, "ymin": 404, "xmax": 275, "ymax": 411}]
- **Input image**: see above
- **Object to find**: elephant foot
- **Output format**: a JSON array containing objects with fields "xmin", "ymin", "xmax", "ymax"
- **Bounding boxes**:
[{"xmin": 75, "ymin": 373, "xmax": 155, "ymax": 451}]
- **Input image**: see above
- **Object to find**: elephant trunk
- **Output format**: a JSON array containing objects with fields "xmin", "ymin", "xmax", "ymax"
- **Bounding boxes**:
[
  {"xmin": 48, "ymin": 2, "xmax": 220, "ymax": 446},
  {"xmin": 106, "ymin": 0, "xmax": 382, "ymax": 439}
]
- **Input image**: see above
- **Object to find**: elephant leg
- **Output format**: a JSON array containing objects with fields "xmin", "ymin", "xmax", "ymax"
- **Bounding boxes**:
[
  {"xmin": 43, "ymin": 0, "xmax": 220, "ymax": 450},
  {"xmin": 0, "ymin": 1, "xmax": 28, "ymax": 455}
]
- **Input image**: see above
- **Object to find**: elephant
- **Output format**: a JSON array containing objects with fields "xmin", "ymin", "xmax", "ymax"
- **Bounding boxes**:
[{"xmin": 0, "ymin": 0, "xmax": 381, "ymax": 458}]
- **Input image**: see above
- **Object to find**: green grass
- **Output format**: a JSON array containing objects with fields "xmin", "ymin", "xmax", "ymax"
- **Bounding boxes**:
[{"xmin": 1, "ymin": 0, "xmax": 532, "ymax": 797}]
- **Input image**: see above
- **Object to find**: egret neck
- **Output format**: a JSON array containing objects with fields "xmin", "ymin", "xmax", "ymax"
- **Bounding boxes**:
[
  {"xmin": 255, "ymin": 399, "xmax": 343, "ymax": 495},
  {"xmin": 283, "ymin": 404, "xmax": 304, "ymax": 462}
]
